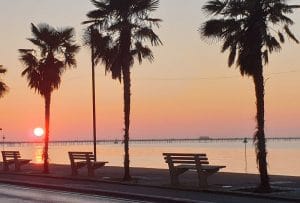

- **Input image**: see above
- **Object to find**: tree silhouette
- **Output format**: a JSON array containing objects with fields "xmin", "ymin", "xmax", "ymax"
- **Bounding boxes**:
[
  {"xmin": 19, "ymin": 23, "xmax": 79, "ymax": 173},
  {"xmin": 200, "ymin": 0, "xmax": 299, "ymax": 192},
  {"xmin": 84, "ymin": 0, "xmax": 162, "ymax": 180},
  {"xmin": 82, "ymin": 26, "xmax": 112, "ymax": 161},
  {"xmin": 0, "ymin": 65, "xmax": 8, "ymax": 98}
]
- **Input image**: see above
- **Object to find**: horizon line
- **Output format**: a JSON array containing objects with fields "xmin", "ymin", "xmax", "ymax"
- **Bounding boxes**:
[{"xmin": 3, "ymin": 136, "xmax": 300, "ymax": 143}]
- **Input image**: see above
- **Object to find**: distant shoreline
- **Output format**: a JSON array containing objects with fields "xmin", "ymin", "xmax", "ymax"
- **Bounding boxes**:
[{"xmin": 2, "ymin": 137, "xmax": 300, "ymax": 145}]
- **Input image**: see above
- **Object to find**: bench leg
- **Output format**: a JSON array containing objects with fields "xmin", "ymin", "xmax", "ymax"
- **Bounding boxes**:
[
  {"xmin": 71, "ymin": 167, "xmax": 78, "ymax": 176},
  {"xmin": 197, "ymin": 171, "xmax": 212, "ymax": 188},
  {"xmin": 15, "ymin": 163, "xmax": 21, "ymax": 171},
  {"xmin": 198, "ymin": 175, "xmax": 208, "ymax": 187},
  {"xmin": 3, "ymin": 163, "xmax": 9, "ymax": 171},
  {"xmin": 170, "ymin": 174, "xmax": 179, "ymax": 185},
  {"xmin": 87, "ymin": 167, "xmax": 94, "ymax": 177},
  {"xmin": 169, "ymin": 168, "xmax": 188, "ymax": 186}
]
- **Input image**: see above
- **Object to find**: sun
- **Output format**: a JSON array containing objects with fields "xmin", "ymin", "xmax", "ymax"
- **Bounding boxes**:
[{"xmin": 34, "ymin": 127, "xmax": 44, "ymax": 137}]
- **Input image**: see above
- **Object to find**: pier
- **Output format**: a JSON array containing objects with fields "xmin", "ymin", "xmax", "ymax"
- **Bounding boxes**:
[{"xmin": 1, "ymin": 137, "xmax": 300, "ymax": 147}]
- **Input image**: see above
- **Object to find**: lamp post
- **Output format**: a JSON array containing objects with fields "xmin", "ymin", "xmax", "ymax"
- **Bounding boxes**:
[
  {"xmin": 243, "ymin": 137, "xmax": 248, "ymax": 173},
  {"xmin": 0, "ymin": 128, "xmax": 4, "ymax": 151},
  {"xmin": 90, "ymin": 27, "xmax": 97, "ymax": 162}
]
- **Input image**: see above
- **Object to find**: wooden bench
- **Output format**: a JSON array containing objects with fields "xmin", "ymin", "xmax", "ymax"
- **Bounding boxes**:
[
  {"xmin": 163, "ymin": 153, "xmax": 226, "ymax": 187},
  {"xmin": 68, "ymin": 152, "xmax": 108, "ymax": 176},
  {"xmin": 1, "ymin": 151, "xmax": 31, "ymax": 171}
]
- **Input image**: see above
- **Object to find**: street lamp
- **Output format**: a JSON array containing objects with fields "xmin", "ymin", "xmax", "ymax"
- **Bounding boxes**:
[
  {"xmin": 0, "ymin": 128, "xmax": 4, "ymax": 151},
  {"xmin": 243, "ymin": 137, "xmax": 248, "ymax": 173}
]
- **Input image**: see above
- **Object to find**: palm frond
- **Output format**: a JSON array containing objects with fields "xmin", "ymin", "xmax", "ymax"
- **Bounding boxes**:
[
  {"xmin": 87, "ymin": 9, "xmax": 109, "ymax": 19},
  {"xmin": 132, "ymin": 0, "xmax": 160, "ymax": 14},
  {"xmin": 0, "ymin": 65, "xmax": 8, "ymax": 97},
  {"xmin": 0, "ymin": 81, "xmax": 8, "ymax": 98},
  {"xmin": 284, "ymin": 25, "xmax": 299, "ymax": 43},
  {"xmin": 143, "ymin": 18, "xmax": 162, "ymax": 28},
  {"xmin": 201, "ymin": 19, "xmax": 225, "ymax": 38},
  {"xmin": 58, "ymin": 27, "xmax": 75, "ymax": 42},
  {"xmin": 19, "ymin": 50, "xmax": 39, "ymax": 70},
  {"xmin": 265, "ymin": 35, "xmax": 281, "ymax": 52},
  {"xmin": 227, "ymin": 45, "xmax": 236, "ymax": 67},
  {"xmin": 134, "ymin": 27, "xmax": 162, "ymax": 46},
  {"xmin": 202, "ymin": 0, "xmax": 228, "ymax": 15},
  {"xmin": 132, "ymin": 41, "xmax": 154, "ymax": 64},
  {"xmin": 262, "ymin": 49, "xmax": 269, "ymax": 64},
  {"xmin": 0, "ymin": 65, "xmax": 7, "ymax": 74},
  {"xmin": 277, "ymin": 31, "xmax": 285, "ymax": 43},
  {"xmin": 64, "ymin": 44, "xmax": 80, "ymax": 67},
  {"xmin": 91, "ymin": 0, "xmax": 108, "ymax": 10}
]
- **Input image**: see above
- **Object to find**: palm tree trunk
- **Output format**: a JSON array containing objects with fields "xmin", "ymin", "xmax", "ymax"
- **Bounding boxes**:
[
  {"xmin": 122, "ymin": 66, "xmax": 131, "ymax": 181},
  {"xmin": 43, "ymin": 92, "xmax": 51, "ymax": 174},
  {"xmin": 253, "ymin": 71, "xmax": 270, "ymax": 192},
  {"xmin": 120, "ymin": 24, "xmax": 132, "ymax": 181}
]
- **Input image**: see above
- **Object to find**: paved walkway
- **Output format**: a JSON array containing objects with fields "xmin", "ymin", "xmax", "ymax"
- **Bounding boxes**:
[{"xmin": 0, "ymin": 163, "xmax": 299, "ymax": 202}]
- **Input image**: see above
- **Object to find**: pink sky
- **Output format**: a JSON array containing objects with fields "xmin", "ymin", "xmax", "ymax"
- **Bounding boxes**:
[{"xmin": 0, "ymin": 0, "xmax": 300, "ymax": 141}]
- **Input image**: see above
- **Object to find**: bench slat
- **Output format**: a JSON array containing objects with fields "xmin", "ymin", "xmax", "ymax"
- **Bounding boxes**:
[
  {"xmin": 164, "ymin": 157, "xmax": 208, "ymax": 160},
  {"xmin": 201, "ymin": 165, "xmax": 226, "ymax": 170},
  {"xmin": 70, "ymin": 155, "xmax": 94, "ymax": 159},
  {"xmin": 2, "ymin": 151, "xmax": 20, "ymax": 153},
  {"xmin": 3, "ymin": 155, "xmax": 21, "ymax": 158},
  {"xmin": 2, "ymin": 153, "xmax": 21, "ymax": 156},
  {"xmin": 69, "ymin": 151, "xmax": 93, "ymax": 154},
  {"xmin": 169, "ymin": 160, "xmax": 209, "ymax": 164},
  {"xmin": 163, "ymin": 153, "xmax": 206, "ymax": 156},
  {"xmin": 175, "ymin": 164, "xmax": 225, "ymax": 173}
]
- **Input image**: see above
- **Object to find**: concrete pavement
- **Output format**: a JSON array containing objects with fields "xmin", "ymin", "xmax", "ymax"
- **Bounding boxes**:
[{"xmin": 0, "ymin": 163, "xmax": 299, "ymax": 202}]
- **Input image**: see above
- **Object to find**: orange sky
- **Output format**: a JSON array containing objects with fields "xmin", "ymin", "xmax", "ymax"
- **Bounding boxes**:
[{"xmin": 0, "ymin": 0, "xmax": 300, "ymax": 141}]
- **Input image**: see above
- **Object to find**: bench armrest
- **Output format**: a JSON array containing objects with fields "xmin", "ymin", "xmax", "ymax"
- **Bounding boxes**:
[
  {"xmin": 17, "ymin": 159, "xmax": 31, "ymax": 164},
  {"xmin": 91, "ymin": 161, "xmax": 108, "ymax": 168}
]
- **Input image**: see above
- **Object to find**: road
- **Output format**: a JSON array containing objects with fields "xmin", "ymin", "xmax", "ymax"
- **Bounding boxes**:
[
  {"xmin": 0, "ymin": 183, "xmax": 145, "ymax": 203},
  {"xmin": 0, "ymin": 172, "xmax": 295, "ymax": 203},
  {"xmin": 0, "ymin": 182, "xmax": 292, "ymax": 203}
]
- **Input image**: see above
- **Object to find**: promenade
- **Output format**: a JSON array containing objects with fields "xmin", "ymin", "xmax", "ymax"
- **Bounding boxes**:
[{"xmin": 0, "ymin": 163, "xmax": 299, "ymax": 202}]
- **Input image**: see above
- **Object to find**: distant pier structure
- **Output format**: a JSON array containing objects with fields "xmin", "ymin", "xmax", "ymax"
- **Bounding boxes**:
[{"xmin": 1, "ymin": 137, "xmax": 300, "ymax": 147}]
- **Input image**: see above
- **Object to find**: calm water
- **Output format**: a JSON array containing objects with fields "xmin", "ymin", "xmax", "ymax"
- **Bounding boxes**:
[{"xmin": 4, "ymin": 140, "xmax": 300, "ymax": 176}]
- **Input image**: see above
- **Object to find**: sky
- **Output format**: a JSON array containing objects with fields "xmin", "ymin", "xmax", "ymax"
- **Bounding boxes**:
[{"xmin": 0, "ymin": 0, "xmax": 300, "ymax": 141}]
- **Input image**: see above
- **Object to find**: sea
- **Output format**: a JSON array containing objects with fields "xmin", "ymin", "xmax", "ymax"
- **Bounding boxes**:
[{"xmin": 3, "ymin": 139, "xmax": 300, "ymax": 176}]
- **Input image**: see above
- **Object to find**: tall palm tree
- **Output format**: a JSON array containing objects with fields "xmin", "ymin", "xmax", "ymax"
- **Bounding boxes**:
[
  {"xmin": 82, "ymin": 26, "xmax": 112, "ymax": 161},
  {"xmin": 19, "ymin": 23, "xmax": 79, "ymax": 173},
  {"xmin": 84, "ymin": 0, "xmax": 162, "ymax": 180},
  {"xmin": 0, "ymin": 65, "xmax": 8, "ymax": 98},
  {"xmin": 200, "ymin": 0, "xmax": 299, "ymax": 192}
]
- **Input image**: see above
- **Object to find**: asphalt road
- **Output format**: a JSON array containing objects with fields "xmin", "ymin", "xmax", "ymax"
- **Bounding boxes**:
[
  {"xmin": 0, "ymin": 182, "xmax": 293, "ymax": 203},
  {"xmin": 0, "ymin": 183, "xmax": 145, "ymax": 203}
]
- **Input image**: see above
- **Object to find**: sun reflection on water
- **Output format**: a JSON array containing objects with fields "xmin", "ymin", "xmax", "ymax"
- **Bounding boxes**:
[{"xmin": 34, "ymin": 145, "xmax": 43, "ymax": 164}]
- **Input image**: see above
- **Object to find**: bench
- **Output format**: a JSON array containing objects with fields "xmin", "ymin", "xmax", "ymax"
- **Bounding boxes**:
[
  {"xmin": 163, "ymin": 153, "xmax": 226, "ymax": 187},
  {"xmin": 68, "ymin": 152, "xmax": 108, "ymax": 176},
  {"xmin": 1, "ymin": 151, "xmax": 31, "ymax": 171}
]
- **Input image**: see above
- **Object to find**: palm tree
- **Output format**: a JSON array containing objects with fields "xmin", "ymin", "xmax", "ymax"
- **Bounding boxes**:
[
  {"xmin": 19, "ymin": 23, "xmax": 79, "ymax": 173},
  {"xmin": 0, "ymin": 65, "xmax": 8, "ymax": 98},
  {"xmin": 200, "ymin": 0, "xmax": 299, "ymax": 192},
  {"xmin": 84, "ymin": 0, "xmax": 162, "ymax": 180},
  {"xmin": 82, "ymin": 26, "xmax": 112, "ymax": 161}
]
